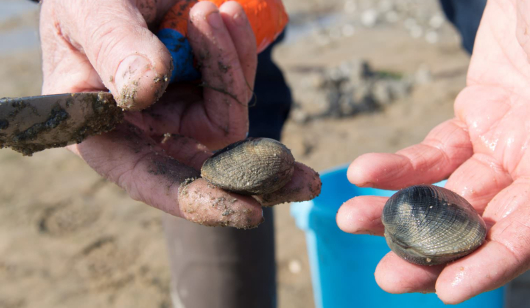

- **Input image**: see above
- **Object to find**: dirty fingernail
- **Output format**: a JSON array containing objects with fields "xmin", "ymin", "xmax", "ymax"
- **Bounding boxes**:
[
  {"xmin": 207, "ymin": 11, "xmax": 224, "ymax": 29},
  {"xmin": 114, "ymin": 55, "xmax": 152, "ymax": 108}
]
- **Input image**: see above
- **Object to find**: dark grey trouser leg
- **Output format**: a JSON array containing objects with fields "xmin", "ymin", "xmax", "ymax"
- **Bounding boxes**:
[
  {"xmin": 163, "ymin": 208, "xmax": 276, "ymax": 308},
  {"xmin": 438, "ymin": 0, "xmax": 487, "ymax": 54},
  {"xmin": 164, "ymin": 32, "xmax": 292, "ymax": 308}
]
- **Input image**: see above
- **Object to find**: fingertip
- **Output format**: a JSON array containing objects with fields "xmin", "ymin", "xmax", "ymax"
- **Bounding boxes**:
[
  {"xmin": 375, "ymin": 252, "xmax": 441, "ymax": 294},
  {"xmin": 112, "ymin": 53, "xmax": 171, "ymax": 110},
  {"xmin": 375, "ymin": 253, "xmax": 408, "ymax": 294},
  {"xmin": 219, "ymin": 1, "xmax": 245, "ymax": 13},
  {"xmin": 296, "ymin": 163, "xmax": 322, "ymax": 200},
  {"xmin": 218, "ymin": 0, "xmax": 252, "ymax": 31},
  {"xmin": 435, "ymin": 268, "xmax": 472, "ymax": 305},
  {"xmin": 190, "ymin": 0, "xmax": 220, "ymax": 20},
  {"xmin": 178, "ymin": 178, "xmax": 264, "ymax": 229},
  {"xmin": 336, "ymin": 199, "xmax": 362, "ymax": 233},
  {"xmin": 74, "ymin": 1, "xmax": 173, "ymax": 110},
  {"xmin": 336, "ymin": 196, "xmax": 386, "ymax": 235},
  {"xmin": 347, "ymin": 153, "xmax": 381, "ymax": 187},
  {"xmin": 434, "ymin": 275, "xmax": 467, "ymax": 305}
]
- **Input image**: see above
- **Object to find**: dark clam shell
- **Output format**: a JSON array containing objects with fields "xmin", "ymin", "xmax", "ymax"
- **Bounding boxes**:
[
  {"xmin": 382, "ymin": 185, "xmax": 487, "ymax": 266},
  {"xmin": 201, "ymin": 138, "xmax": 295, "ymax": 195}
]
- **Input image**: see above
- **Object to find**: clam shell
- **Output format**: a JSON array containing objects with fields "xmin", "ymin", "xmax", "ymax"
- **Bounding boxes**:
[
  {"xmin": 201, "ymin": 138, "xmax": 295, "ymax": 195},
  {"xmin": 382, "ymin": 185, "xmax": 487, "ymax": 266}
]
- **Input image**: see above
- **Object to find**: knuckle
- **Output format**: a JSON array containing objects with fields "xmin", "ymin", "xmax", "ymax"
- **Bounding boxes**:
[
  {"xmin": 135, "ymin": 0, "xmax": 158, "ymax": 24},
  {"xmin": 84, "ymin": 22, "xmax": 128, "ymax": 71}
]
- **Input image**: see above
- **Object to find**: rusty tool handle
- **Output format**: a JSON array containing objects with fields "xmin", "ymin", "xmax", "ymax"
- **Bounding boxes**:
[{"xmin": 0, "ymin": 92, "xmax": 123, "ymax": 156}]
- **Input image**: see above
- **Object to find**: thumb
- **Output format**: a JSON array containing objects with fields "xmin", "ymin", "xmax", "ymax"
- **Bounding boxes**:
[{"xmin": 44, "ymin": 0, "xmax": 172, "ymax": 110}]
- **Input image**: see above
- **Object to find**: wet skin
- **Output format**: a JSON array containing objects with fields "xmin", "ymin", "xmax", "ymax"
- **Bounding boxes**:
[{"xmin": 337, "ymin": 0, "xmax": 530, "ymax": 303}]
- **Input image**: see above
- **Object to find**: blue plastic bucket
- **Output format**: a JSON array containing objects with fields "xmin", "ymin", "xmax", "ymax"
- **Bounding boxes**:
[{"xmin": 290, "ymin": 165, "xmax": 506, "ymax": 308}]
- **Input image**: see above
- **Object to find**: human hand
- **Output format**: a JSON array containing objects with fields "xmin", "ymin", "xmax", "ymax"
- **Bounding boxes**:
[
  {"xmin": 337, "ymin": 0, "xmax": 530, "ymax": 303},
  {"xmin": 39, "ymin": 0, "xmax": 321, "ymax": 228}
]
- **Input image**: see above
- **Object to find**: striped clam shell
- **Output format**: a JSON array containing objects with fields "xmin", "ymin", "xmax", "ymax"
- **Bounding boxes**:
[
  {"xmin": 382, "ymin": 185, "xmax": 487, "ymax": 266},
  {"xmin": 201, "ymin": 138, "xmax": 295, "ymax": 195}
]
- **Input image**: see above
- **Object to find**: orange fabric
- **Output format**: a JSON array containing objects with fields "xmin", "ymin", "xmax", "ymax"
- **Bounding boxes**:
[
  {"xmin": 159, "ymin": 0, "xmax": 289, "ymax": 53},
  {"xmin": 159, "ymin": 1, "xmax": 197, "ymax": 36}
]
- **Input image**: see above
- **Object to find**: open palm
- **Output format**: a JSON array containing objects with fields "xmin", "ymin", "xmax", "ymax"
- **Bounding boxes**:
[{"xmin": 337, "ymin": 0, "xmax": 530, "ymax": 303}]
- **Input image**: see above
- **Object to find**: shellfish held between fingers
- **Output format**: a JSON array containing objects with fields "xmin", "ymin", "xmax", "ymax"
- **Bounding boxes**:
[
  {"xmin": 381, "ymin": 185, "xmax": 487, "ymax": 266},
  {"xmin": 201, "ymin": 138, "xmax": 295, "ymax": 195}
]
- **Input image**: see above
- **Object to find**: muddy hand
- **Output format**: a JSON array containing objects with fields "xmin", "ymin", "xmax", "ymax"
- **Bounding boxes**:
[
  {"xmin": 71, "ymin": 132, "xmax": 319, "ymax": 229},
  {"xmin": 338, "ymin": 0, "xmax": 530, "ymax": 304},
  {"xmin": 40, "ymin": 1, "xmax": 267, "ymax": 228},
  {"xmin": 158, "ymin": 135, "xmax": 321, "ymax": 211}
]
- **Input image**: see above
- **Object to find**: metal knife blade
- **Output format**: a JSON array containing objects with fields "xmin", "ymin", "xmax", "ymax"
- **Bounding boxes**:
[{"xmin": 0, "ymin": 92, "xmax": 123, "ymax": 156}]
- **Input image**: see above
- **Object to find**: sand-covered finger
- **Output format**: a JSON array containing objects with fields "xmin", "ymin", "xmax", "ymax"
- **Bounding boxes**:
[
  {"xmin": 179, "ymin": 178, "xmax": 264, "ymax": 229},
  {"xmin": 72, "ymin": 123, "xmax": 263, "ymax": 228}
]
